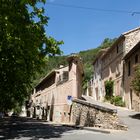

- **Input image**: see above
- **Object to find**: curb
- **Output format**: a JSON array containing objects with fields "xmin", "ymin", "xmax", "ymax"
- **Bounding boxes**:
[
  {"xmin": 82, "ymin": 127, "xmax": 110, "ymax": 134},
  {"xmin": 39, "ymin": 121, "xmax": 111, "ymax": 134},
  {"xmin": 62, "ymin": 124, "xmax": 111, "ymax": 134}
]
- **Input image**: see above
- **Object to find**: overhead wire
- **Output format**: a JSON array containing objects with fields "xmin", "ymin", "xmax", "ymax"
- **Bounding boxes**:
[{"xmin": 47, "ymin": 2, "xmax": 140, "ymax": 16}]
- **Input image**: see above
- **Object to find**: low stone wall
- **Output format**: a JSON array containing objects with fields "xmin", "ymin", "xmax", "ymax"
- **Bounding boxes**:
[{"xmin": 71, "ymin": 99, "xmax": 127, "ymax": 130}]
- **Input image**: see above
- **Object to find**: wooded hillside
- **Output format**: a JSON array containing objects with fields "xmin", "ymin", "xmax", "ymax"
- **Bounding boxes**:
[{"xmin": 33, "ymin": 38, "xmax": 117, "ymax": 87}]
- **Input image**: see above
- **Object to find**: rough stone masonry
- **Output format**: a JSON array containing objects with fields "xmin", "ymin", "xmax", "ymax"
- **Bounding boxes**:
[{"xmin": 71, "ymin": 98, "xmax": 127, "ymax": 130}]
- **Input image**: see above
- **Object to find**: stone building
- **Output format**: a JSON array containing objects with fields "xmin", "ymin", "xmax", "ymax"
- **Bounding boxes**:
[
  {"xmin": 101, "ymin": 37, "xmax": 124, "ymax": 98},
  {"xmin": 100, "ymin": 27, "xmax": 140, "ymax": 101},
  {"xmin": 92, "ymin": 49, "xmax": 109, "ymax": 101},
  {"xmin": 123, "ymin": 41, "xmax": 140, "ymax": 111},
  {"xmin": 30, "ymin": 55, "xmax": 84, "ymax": 123},
  {"xmin": 93, "ymin": 27, "xmax": 140, "ymax": 105},
  {"xmin": 83, "ymin": 78, "xmax": 93, "ymax": 97}
]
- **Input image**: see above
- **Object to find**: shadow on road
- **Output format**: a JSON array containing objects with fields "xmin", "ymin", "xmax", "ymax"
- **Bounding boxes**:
[
  {"xmin": 0, "ymin": 117, "xmax": 77, "ymax": 140},
  {"xmin": 129, "ymin": 113, "xmax": 140, "ymax": 120}
]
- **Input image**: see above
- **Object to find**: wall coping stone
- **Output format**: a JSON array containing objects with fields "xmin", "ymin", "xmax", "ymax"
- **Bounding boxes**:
[{"xmin": 72, "ymin": 98, "xmax": 117, "ymax": 113}]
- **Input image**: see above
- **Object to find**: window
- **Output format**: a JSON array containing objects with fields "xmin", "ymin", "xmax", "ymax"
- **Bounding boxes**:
[
  {"xmin": 116, "ymin": 61, "xmax": 120, "ymax": 77},
  {"xmin": 116, "ymin": 42, "xmax": 123, "ymax": 54},
  {"xmin": 63, "ymin": 71, "xmax": 69, "ymax": 81},
  {"xmin": 128, "ymin": 61, "xmax": 131, "ymax": 76},
  {"xmin": 135, "ymin": 54, "xmax": 138, "ymax": 64},
  {"xmin": 57, "ymin": 71, "xmax": 69, "ymax": 85},
  {"xmin": 117, "ymin": 45, "xmax": 119, "ymax": 53}
]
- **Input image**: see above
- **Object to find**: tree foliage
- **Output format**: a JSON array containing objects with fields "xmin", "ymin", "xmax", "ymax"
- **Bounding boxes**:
[
  {"xmin": 34, "ymin": 38, "xmax": 117, "ymax": 91},
  {"xmin": 131, "ymin": 65, "xmax": 140, "ymax": 96},
  {"xmin": 105, "ymin": 80, "xmax": 114, "ymax": 100},
  {"xmin": 33, "ymin": 56, "xmax": 67, "ymax": 87},
  {"xmin": 110, "ymin": 96, "xmax": 125, "ymax": 107},
  {"xmin": 79, "ymin": 38, "xmax": 117, "ymax": 81},
  {"xmin": 0, "ymin": 0, "xmax": 63, "ymax": 111},
  {"xmin": 79, "ymin": 38, "xmax": 116, "ymax": 90},
  {"xmin": 99, "ymin": 38, "xmax": 117, "ymax": 49}
]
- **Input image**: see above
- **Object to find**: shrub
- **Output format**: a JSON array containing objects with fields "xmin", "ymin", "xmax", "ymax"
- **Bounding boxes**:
[
  {"xmin": 110, "ymin": 96, "xmax": 125, "ymax": 107},
  {"xmin": 105, "ymin": 80, "xmax": 114, "ymax": 100}
]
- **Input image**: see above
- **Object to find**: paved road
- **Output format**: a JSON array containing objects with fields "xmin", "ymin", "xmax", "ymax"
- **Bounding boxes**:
[
  {"xmin": 0, "ymin": 117, "xmax": 106, "ymax": 140},
  {"xmin": 0, "ymin": 108, "xmax": 140, "ymax": 140},
  {"xmin": 115, "ymin": 107, "xmax": 140, "ymax": 140}
]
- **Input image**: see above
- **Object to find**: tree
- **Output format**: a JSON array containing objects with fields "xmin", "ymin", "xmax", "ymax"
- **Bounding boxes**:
[
  {"xmin": 99, "ymin": 38, "xmax": 117, "ymax": 49},
  {"xmin": 131, "ymin": 65, "xmax": 140, "ymax": 96},
  {"xmin": 80, "ymin": 38, "xmax": 116, "ymax": 90},
  {"xmin": 0, "ymin": 0, "xmax": 63, "ymax": 112}
]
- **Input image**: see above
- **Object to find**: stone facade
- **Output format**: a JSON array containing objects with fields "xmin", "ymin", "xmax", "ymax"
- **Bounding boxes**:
[
  {"xmin": 92, "ymin": 27, "xmax": 140, "ymax": 108},
  {"xmin": 123, "ymin": 41, "xmax": 140, "ymax": 111},
  {"xmin": 92, "ymin": 49, "xmax": 109, "ymax": 101},
  {"xmin": 101, "ymin": 37, "xmax": 124, "ymax": 98},
  {"xmin": 71, "ymin": 98, "xmax": 127, "ymax": 130},
  {"xmin": 124, "ymin": 28, "xmax": 140, "ymax": 54}
]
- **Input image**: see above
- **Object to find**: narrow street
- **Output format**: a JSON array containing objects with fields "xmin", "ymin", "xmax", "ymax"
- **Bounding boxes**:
[
  {"xmin": 0, "ymin": 108, "xmax": 140, "ymax": 140},
  {"xmin": 115, "ymin": 107, "xmax": 140, "ymax": 140}
]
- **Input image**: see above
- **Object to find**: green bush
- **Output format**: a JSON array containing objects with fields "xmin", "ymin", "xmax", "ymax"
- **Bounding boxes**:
[
  {"xmin": 105, "ymin": 80, "xmax": 114, "ymax": 100},
  {"xmin": 110, "ymin": 96, "xmax": 125, "ymax": 107}
]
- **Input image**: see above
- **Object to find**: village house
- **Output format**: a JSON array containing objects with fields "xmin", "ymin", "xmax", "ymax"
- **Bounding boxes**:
[
  {"xmin": 123, "ymin": 41, "xmax": 140, "ymax": 111},
  {"xmin": 101, "ymin": 37, "xmax": 124, "ymax": 98},
  {"xmin": 92, "ymin": 49, "xmax": 109, "ymax": 101},
  {"xmin": 92, "ymin": 27, "xmax": 140, "ymax": 109},
  {"xmin": 30, "ymin": 55, "xmax": 84, "ymax": 123}
]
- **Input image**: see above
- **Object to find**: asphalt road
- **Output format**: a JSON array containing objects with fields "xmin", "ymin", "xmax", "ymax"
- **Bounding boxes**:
[{"xmin": 0, "ymin": 108, "xmax": 140, "ymax": 140}]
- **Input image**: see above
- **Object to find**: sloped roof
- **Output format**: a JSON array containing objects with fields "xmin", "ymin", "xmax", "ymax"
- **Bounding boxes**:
[
  {"xmin": 35, "ymin": 55, "xmax": 84, "ymax": 89},
  {"xmin": 93, "ymin": 48, "xmax": 109, "ymax": 65},
  {"xmin": 102, "ymin": 26, "xmax": 140, "ymax": 59},
  {"xmin": 35, "ymin": 66, "xmax": 68, "ymax": 89},
  {"xmin": 35, "ymin": 70, "xmax": 56, "ymax": 89},
  {"xmin": 122, "ymin": 26, "xmax": 140, "ymax": 35},
  {"xmin": 123, "ymin": 41, "xmax": 140, "ymax": 60}
]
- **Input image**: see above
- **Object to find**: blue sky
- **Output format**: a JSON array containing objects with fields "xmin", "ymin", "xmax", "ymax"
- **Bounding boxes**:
[{"xmin": 44, "ymin": 0, "xmax": 140, "ymax": 55}]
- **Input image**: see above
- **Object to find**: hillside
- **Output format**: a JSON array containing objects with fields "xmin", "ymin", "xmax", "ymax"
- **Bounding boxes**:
[{"xmin": 33, "ymin": 38, "xmax": 116, "ymax": 87}]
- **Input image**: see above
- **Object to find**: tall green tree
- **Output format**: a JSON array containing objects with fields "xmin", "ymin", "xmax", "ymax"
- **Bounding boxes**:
[{"xmin": 0, "ymin": 0, "xmax": 63, "ymax": 112}]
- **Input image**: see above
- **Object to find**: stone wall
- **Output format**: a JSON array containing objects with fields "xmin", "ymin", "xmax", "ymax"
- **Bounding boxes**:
[
  {"xmin": 71, "ymin": 99, "xmax": 127, "ymax": 130},
  {"xmin": 124, "ymin": 43, "xmax": 140, "ymax": 111},
  {"xmin": 125, "ymin": 29, "xmax": 140, "ymax": 54}
]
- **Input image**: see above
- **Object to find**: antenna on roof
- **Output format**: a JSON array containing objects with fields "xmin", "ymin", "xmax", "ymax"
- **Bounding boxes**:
[
  {"xmin": 131, "ymin": 12, "xmax": 140, "ymax": 26},
  {"xmin": 132, "ymin": 12, "xmax": 140, "ymax": 16}
]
